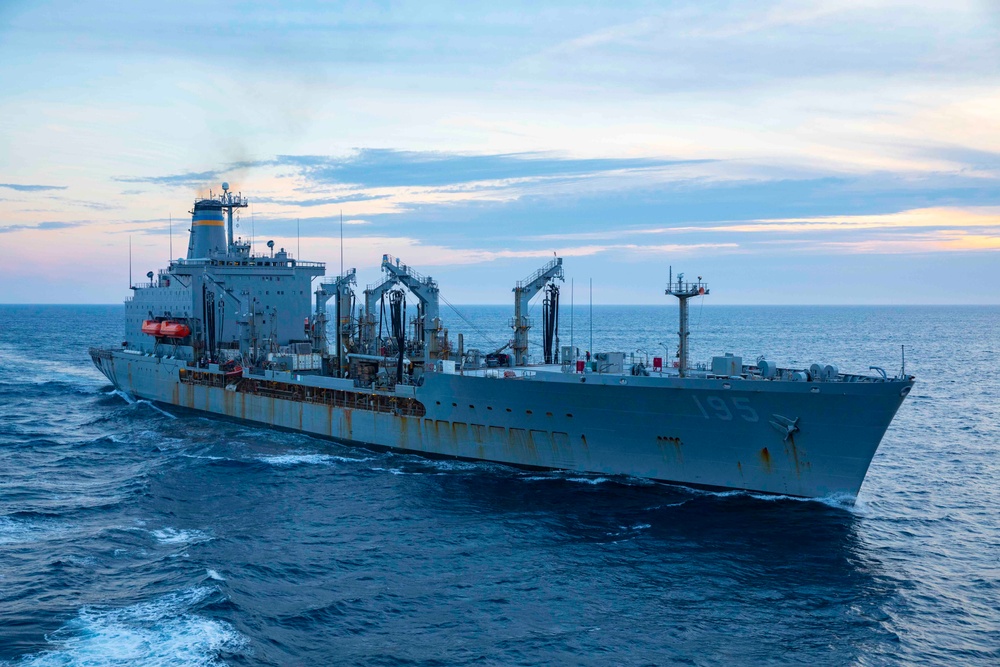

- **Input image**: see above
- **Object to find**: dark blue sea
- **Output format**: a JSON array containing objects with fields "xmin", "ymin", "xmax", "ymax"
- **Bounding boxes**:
[{"xmin": 1, "ymin": 304, "xmax": 998, "ymax": 666}]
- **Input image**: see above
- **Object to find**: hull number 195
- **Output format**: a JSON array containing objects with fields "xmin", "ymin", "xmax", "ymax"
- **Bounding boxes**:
[{"xmin": 693, "ymin": 395, "xmax": 759, "ymax": 422}]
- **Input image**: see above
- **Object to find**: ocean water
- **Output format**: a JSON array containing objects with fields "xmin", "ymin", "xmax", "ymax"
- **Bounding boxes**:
[{"xmin": 0, "ymin": 303, "xmax": 998, "ymax": 666}]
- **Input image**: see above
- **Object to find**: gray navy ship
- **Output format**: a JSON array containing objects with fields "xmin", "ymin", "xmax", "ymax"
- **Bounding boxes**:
[{"xmin": 91, "ymin": 184, "xmax": 915, "ymax": 499}]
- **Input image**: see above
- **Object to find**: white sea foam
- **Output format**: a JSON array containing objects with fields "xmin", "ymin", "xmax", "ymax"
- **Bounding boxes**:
[
  {"xmin": 150, "ymin": 528, "xmax": 212, "ymax": 546},
  {"xmin": 371, "ymin": 466, "xmax": 417, "ymax": 475},
  {"xmin": 109, "ymin": 389, "xmax": 135, "ymax": 404},
  {"xmin": 256, "ymin": 453, "xmax": 336, "ymax": 466},
  {"xmin": 662, "ymin": 483, "xmax": 861, "ymax": 512},
  {"xmin": 205, "ymin": 569, "xmax": 225, "ymax": 581},
  {"xmin": 329, "ymin": 455, "xmax": 375, "ymax": 463},
  {"xmin": 136, "ymin": 400, "xmax": 177, "ymax": 419},
  {"xmin": 256, "ymin": 451, "xmax": 375, "ymax": 467},
  {"xmin": 0, "ymin": 516, "xmax": 65, "ymax": 546},
  {"xmin": 180, "ymin": 453, "xmax": 223, "ymax": 460},
  {"xmin": 566, "ymin": 477, "xmax": 612, "ymax": 485},
  {"xmin": 0, "ymin": 344, "xmax": 106, "ymax": 386},
  {"xmin": 14, "ymin": 586, "xmax": 247, "ymax": 667}
]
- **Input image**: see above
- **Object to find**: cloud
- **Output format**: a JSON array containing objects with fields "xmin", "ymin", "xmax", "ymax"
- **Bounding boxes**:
[
  {"xmin": 0, "ymin": 183, "xmax": 67, "ymax": 192},
  {"xmin": 786, "ymin": 230, "xmax": 1000, "ymax": 254},
  {"xmin": 0, "ymin": 221, "xmax": 80, "ymax": 233},
  {"xmin": 704, "ymin": 207, "xmax": 1000, "ymax": 234},
  {"xmin": 114, "ymin": 170, "xmax": 221, "ymax": 187},
  {"xmin": 294, "ymin": 234, "xmax": 739, "ymax": 274},
  {"xmin": 253, "ymin": 193, "xmax": 390, "ymax": 207},
  {"xmin": 275, "ymin": 149, "xmax": 707, "ymax": 189},
  {"xmin": 524, "ymin": 1, "xmax": 998, "ymax": 93}
]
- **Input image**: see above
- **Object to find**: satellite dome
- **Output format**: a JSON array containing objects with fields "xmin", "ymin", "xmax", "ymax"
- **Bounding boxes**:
[{"xmin": 221, "ymin": 182, "xmax": 230, "ymax": 192}]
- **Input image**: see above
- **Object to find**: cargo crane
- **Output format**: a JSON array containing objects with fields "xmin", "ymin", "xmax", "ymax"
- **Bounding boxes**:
[
  {"xmin": 511, "ymin": 257, "xmax": 563, "ymax": 366},
  {"xmin": 362, "ymin": 254, "xmax": 444, "ymax": 365}
]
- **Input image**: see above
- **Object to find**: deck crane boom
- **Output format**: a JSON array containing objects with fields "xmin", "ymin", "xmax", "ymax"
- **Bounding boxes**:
[
  {"xmin": 368, "ymin": 254, "xmax": 444, "ymax": 365},
  {"xmin": 511, "ymin": 257, "xmax": 564, "ymax": 366}
]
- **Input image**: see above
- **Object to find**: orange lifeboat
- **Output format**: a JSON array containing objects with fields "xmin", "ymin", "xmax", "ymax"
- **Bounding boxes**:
[
  {"xmin": 141, "ymin": 320, "xmax": 162, "ymax": 337},
  {"xmin": 159, "ymin": 321, "xmax": 191, "ymax": 338}
]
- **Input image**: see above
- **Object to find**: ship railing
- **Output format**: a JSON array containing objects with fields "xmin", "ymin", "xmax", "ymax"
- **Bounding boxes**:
[
  {"xmin": 178, "ymin": 371, "xmax": 428, "ymax": 417},
  {"xmin": 516, "ymin": 258, "xmax": 561, "ymax": 289},
  {"xmin": 665, "ymin": 281, "xmax": 708, "ymax": 295},
  {"xmin": 170, "ymin": 257, "xmax": 326, "ymax": 269},
  {"xmin": 742, "ymin": 367, "xmax": 893, "ymax": 383},
  {"xmin": 382, "ymin": 253, "xmax": 431, "ymax": 285}
]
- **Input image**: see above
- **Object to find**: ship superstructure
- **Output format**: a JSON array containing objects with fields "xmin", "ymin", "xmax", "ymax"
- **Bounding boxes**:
[{"xmin": 92, "ymin": 186, "xmax": 915, "ymax": 500}]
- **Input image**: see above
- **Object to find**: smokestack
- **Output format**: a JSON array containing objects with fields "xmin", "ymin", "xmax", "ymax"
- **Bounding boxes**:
[{"xmin": 186, "ymin": 198, "xmax": 226, "ymax": 259}]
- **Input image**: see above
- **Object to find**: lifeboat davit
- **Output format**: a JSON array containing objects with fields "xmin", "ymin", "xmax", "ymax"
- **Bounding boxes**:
[
  {"xmin": 159, "ymin": 321, "xmax": 191, "ymax": 338},
  {"xmin": 141, "ymin": 320, "xmax": 162, "ymax": 337}
]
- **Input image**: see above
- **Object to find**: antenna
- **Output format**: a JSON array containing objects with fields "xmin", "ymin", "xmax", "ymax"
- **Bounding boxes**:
[
  {"xmin": 297, "ymin": 218, "xmax": 300, "ymax": 259},
  {"xmin": 901, "ymin": 344, "xmax": 906, "ymax": 377},
  {"xmin": 251, "ymin": 205, "xmax": 255, "ymax": 255},
  {"xmin": 570, "ymin": 277, "xmax": 574, "ymax": 357},
  {"xmin": 128, "ymin": 236, "xmax": 133, "ymax": 288},
  {"xmin": 168, "ymin": 214, "xmax": 172, "ymax": 261},
  {"xmin": 340, "ymin": 209, "xmax": 344, "ymax": 277},
  {"xmin": 589, "ymin": 277, "xmax": 593, "ymax": 357}
]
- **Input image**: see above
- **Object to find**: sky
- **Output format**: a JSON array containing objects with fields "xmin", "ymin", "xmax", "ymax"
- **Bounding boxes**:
[{"xmin": 1, "ymin": 0, "xmax": 998, "ymax": 305}]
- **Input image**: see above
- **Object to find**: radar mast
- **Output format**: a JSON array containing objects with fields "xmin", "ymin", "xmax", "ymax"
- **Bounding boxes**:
[
  {"xmin": 218, "ymin": 182, "xmax": 248, "ymax": 252},
  {"xmin": 665, "ymin": 267, "xmax": 708, "ymax": 378}
]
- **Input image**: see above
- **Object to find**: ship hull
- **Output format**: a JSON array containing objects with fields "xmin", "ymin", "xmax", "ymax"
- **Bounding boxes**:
[{"xmin": 91, "ymin": 349, "xmax": 912, "ymax": 499}]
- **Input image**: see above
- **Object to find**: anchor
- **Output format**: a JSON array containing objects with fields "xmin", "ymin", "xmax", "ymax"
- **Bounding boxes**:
[{"xmin": 770, "ymin": 414, "xmax": 800, "ymax": 442}]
